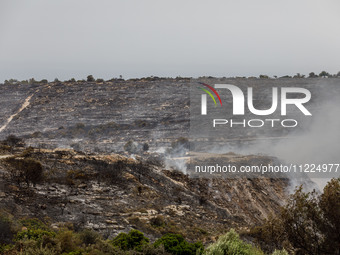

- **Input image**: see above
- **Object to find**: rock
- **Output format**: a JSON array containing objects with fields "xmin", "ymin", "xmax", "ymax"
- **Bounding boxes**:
[
  {"xmin": 105, "ymin": 220, "xmax": 117, "ymax": 224},
  {"xmin": 146, "ymin": 209, "xmax": 157, "ymax": 215},
  {"xmin": 78, "ymin": 184, "xmax": 87, "ymax": 189}
]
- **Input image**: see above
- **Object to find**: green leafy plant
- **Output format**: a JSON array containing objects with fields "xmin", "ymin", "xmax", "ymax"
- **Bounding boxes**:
[
  {"xmin": 111, "ymin": 229, "xmax": 149, "ymax": 251},
  {"xmin": 204, "ymin": 229, "xmax": 263, "ymax": 255},
  {"xmin": 155, "ymin": 233, "xmax": 204, "ymax": 255}
]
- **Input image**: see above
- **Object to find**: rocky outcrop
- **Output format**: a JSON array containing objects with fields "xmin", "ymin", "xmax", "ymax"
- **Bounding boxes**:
[{"xmin": 0, "ymin": 147, "xmax": 292, "ymax": 242}]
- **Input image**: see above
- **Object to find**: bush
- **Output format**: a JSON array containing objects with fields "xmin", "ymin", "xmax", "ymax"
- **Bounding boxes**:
[
  {"xmin": 154, "ymin": 233, "xmax": 204, "ymax": 255},
  {"xmin": 204, "ymin": 229, "xmax": 263, "ymax": 255},
  {"xmin": 319, "ymin": 71, "xmax": 330, "ymax": 77},
  {"xmin": 308, "ymin": 72, "xmax": 318, "ymax": 78},
  {"xmin": 15, "ymin": 229, "xmax": 55, "ymax": 242},
  {"xmin": 259, "ymin": 74, "xmax": 269, "ymax": 79},
  {"xmin": 150, "ymin": 215, "xmax": 165, "ymax": 227},
  {"xmin": 78, "ymin": 229, "xmax": 100, "ymax": 245},
  {"xmin": 5, "ymin": 157, "xmax": 44, "ymax": 187},
  {"xmin": 20, "ymin": 218, "xmax": 49, "ymax": 231},
  {"xmin": 139, "ymin": 243, "xmax": 171, "ymax": 255},
  {"xmin": 111, "ymin": 229, "xmax": 149, "ymax": 251},
  {"xmin": 15, "ymin": 244, "xmax": 58, "ymax": 255},
  {"xmin": 56, "ymin": 230, "xmax": 80, "ymax": 253},
  {"xmin": 87, "ymin": 75, "xmax": 95, "ymax": 82},
  {"xmin": 271, "ymin": 249, "xmax": 289, "ymax": 255},
  {"xmin": 250, "ymin": 178, "xmax": 340, "ymax": 255},
  {"xmin": 0, "ymin": 215, "xmax": 15, "ymax": 244}
]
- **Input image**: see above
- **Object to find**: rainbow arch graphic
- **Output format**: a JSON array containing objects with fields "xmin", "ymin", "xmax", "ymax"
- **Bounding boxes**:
[{"xmin": 197, "ymin": 82, "xmax": 222, "ymax": 106}]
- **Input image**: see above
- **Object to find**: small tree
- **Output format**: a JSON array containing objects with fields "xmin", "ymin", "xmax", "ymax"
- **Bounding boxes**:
[
  {"xmin": 259, "ymin": 74, "xmax": 269, "ymax": 79},
  {"xmin": 87, "ymin": 75, "xmax": 95, "ymax": 82},
  {"xmin": 319, "ymin": 71, "xmax": 329, "ymax": 78},
  {"xmin": 251, "ymin": 178, "xmax": 340, "ymax": 255},
  {"xmin": 308, "ymin": 72, "xmax": 318, "ymax": 78},
  {"xmin": 111, "ymin": 229, "xmax": 149, "ymax": 251},
  {"xmin": 28, "ymin": 78, "xmax": 36, "ymax": 85},
  {"xmin": 294, "ymin": 73, "xmax": 305, "ymax": 78}
]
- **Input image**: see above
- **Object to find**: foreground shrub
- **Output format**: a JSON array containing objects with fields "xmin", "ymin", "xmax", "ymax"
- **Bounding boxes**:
[
  {"xmin": 0, "ymin": 215, "xmax": 15, "ymax": 244},
  {"xmin": 56, "ymin": 230, "xmax": 81, "ymax": 253},
  {"xmin": 250, "ymin": 178, "xmax": 340, "ymax": 254},
  {"xmin": 154, "ymin": 233, "xmax": 204, "ymax": 255},
  {"xmin": 78, "ymin": 228, "xmax": 100, "ymax": 245},
  {"xmin": 19, "ymin": 218, "xmax": 49, "ymax": 231},
  {"xmin": 15, "ymin": 243, "xmax": 58, "ymax": 255},
  {"xmin": 204, "ymin": 229, "xmax": 263, "ymax": 255},
  {"xmin": 15, "ymin": 228, "xmax": 55, "ymax": 242},
  {"xmin": 111, "ymin": 229, "xmax": 149, "ymax": 251},
  {"xmin": 271, "ymin": 249, "xmax": 289, "ymax": 255}
]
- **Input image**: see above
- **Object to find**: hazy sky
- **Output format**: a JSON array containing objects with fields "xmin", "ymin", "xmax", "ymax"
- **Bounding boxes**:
[{"xmin": 1, "ymin": 0, "xmax": 340, "ymax": 81}]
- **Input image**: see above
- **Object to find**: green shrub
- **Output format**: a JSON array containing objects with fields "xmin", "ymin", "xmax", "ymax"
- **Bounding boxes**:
[
  {"xmin": 111, "ymin": 229, "xmax": 149, "ymax": 251},
  {"xmin": 55, "ymin": 230, "xmax": 82, "ymax": 253},
  {"xmin": 139, "ymin": 243, "xmax": 171, "ymax": 255},
  {"xmin": 20, "ymin": 218, "xmax": 49, "ymax": 231},
  {"xmin": 0, "ymin": 215, "xmax": 15, "ymax": 244},
  {"xmin": 204, "ymin": 229, "xmax": 263, "ymax": 255},
  {"xmin": 319, "ymin": 71, "xmax": 329, "ymax": 77},
  {"xmin": 16, "ymin": 243, "xmax": 58, "ymax": 255},
  {"xmin": 78, "ymin": 229, "xmax": 100, "ymax": 245},
  {"xmin": 87, "ymin": 75, "xmax": 95, "ymax": 82},
  {"xmin": 271, "ymin": 249, "xmax": 289, "ymax": 255},
  {"xmin": 15, "ymin": 229, "xmax": 55, "ymax": 242},
  {"xmin": 154, "ymin": 233, "xmax": 204, "ymax": 255}
]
